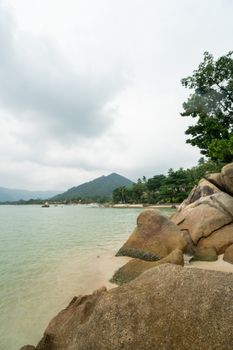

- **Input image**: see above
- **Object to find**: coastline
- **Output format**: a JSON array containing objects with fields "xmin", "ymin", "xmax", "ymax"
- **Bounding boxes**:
[
  {"xmin": 22, "ymin": 253, "xmax": 233, "ymax": 349},
  {"xmin": 15, "ymin": 253, "xmax": 131, "ymax": 350},
  {"xmin": 17, "ymin": 239, "xmax": 233, "ymax": 349},
  {"xmin": 107, "ymin": 204, "xmax": 177, "ymax": 209}
]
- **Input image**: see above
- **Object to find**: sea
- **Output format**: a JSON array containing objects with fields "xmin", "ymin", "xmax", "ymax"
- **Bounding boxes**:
[{"xmin": 0, "ymin": 204, "xmax": 173, "ymax": 350}]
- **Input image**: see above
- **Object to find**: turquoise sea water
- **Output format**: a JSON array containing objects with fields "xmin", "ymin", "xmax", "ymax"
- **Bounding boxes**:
[{"xmin": 0, "ymin": 205, "xmax": 172, "ymax": 350}]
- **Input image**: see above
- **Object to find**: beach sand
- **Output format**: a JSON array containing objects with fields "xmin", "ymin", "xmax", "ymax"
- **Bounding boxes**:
[{"xmin": 186, "ymin": 254, "xmax": 233, "ymax": 273}]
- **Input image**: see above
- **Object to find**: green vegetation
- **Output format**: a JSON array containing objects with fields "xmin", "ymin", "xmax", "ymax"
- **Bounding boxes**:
[
  {"xmin": 181, "ymin": 51, "xmax": 233, "ymax": 162},
  {"xmin": 113, "ymin": 158, "xmax": 224, "ymax": 204}
]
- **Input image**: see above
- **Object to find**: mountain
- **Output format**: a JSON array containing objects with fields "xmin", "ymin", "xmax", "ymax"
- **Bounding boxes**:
[
  {"xmin": 52, "ymin": 173, "xmax": 133, "ymax": 200},
  {"xmin": 0, "ymin": 187, "xmax": 60, "ymax": 202}
]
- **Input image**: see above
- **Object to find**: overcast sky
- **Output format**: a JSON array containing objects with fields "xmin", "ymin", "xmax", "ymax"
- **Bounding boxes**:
[{"xmin": 0, "ymin": 0, "xmax": 232, "ymax": 190}]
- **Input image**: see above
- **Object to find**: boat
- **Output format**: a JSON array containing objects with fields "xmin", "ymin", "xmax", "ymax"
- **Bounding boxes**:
[{"xmin": 42, "ymin": 201, "xmax": 50, "ymax": 208}]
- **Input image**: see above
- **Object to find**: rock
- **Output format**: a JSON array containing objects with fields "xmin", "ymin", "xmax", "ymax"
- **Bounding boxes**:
[
  {"xmin": 116, "ymin": 209, "xmax": 187, "ymax": 260},
  {"xmin": 111, "ymin": 249, "xmax": 184, "ymax": 284},
  {"xmin": 36, "ymin": 286, "xmax": 107, "ymax": 350},
  {"xmin": 30, "ymin": 264, "xmax": 233, "ymax": 350},
  {"xmin": 205, "ymin": 173, "xmax": 225, "ymax": 191},
  {"xmin": 197, "ymin": 223, "xmax": 233, "ymax": 254},
  {"xmin": 212, "ymin": 191, "xmax": 233, "ymax": 217},
  {"xmin": 180, "ymin": 229, "xmax": 196, "ymax": 254},
  {"xmin": 177, "ymin": 178, "xmax": 220, "ymax": 210},
  {"xmin": 172, "ymin": 192, "xmax": 233, "ymax": 244},
  {"xmin": 190, "ymin": 247, "xmax": 217, "ymax": 262},
  {"xmin": 19, "ymin": 346, "xmax": 36, "ymax": 350},
  {"xmin": 221, "ymin": 162, "xmax": 233, "ymax": 195},
  {"xmin": 223, "ymin": 244, "xmax": 233, "ymax": 264}
]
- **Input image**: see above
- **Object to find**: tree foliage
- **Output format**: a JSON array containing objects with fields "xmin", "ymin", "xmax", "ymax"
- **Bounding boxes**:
[
  {"xmin": 181, "ymin": 51, "xmax": 233, "ymax": 162},
  {"xmin": 112, "ymin": 159, "xmax": 223, "ymax": 204}
]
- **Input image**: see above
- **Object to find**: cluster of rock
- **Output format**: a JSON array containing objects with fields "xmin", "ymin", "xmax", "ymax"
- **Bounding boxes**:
[
  {"xmin": 112, "ymin": 162, "xmax": 233, "ymax": 283},
  {"xmin": 20, "ymin": 163, "xmax": 233, "ymax": 350},
  {"xmin": 172, "ymin": 163, "xmax": 233, "ymax": 255}
]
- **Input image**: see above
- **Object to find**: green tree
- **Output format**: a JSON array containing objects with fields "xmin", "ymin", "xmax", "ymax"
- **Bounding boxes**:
[
  {"xmin": 112, "ymin": 186, "xmax": 129, "ymax": 204},
  {"xmin": 181, "ymin": 51, "xmax": 233, "ymax": 161},
  {"xmin": 131, "ymin": 181, "xmax": 147, "ymax": 203},
  {"xmin": 208, "ymin": 135, "xmax": 233, "ymax": 162},
  {"xmin": 147, "ymin": 175, "xmax": 166, "ymax": 191},
  {"xmin": 162, "ymin": 168, "xmax": 190, "ymax": 203}
]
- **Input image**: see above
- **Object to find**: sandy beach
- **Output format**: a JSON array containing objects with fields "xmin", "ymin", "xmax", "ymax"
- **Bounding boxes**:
[
  {"xmin": 186, "ymin": 254, "xmax": 233, "ymax": 273},
  {"xmin": 110, "ymin": 204, "xmax": 177, "ymax": 209}
]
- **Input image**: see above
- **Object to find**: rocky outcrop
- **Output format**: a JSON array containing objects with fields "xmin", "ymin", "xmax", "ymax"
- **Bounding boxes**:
[
  {"xmin": 24, "ymin": 265, "xmax": 233, "ymax": 350},
  {"xmin": 176, "ymin": 178, "xmax": 220, "ymax": 210},
  {"xmin": 111, "ymin": 249, "xmax": 184, "ymax": 284},
  {"xmin": 205, "ymin": 173, "xmax": 225, "ymax": 191},
  {"xmin": 197, "ymin": 223, "xmax": 233, "ymax": 254},
  {"xmin": 223, "ymin": 244, "xmax": 233, "ymax": 264},
  {"xmin": 170, "ymin": 163, "xmax": 233, "ymax": 254},
  {"xmin": 116, "ymin": 209, "xmax": 187, "ymax": 260},
  {"xmin": 221, "ymin": 163, "xmax": 233, "ymax": 195},
  {"xmin": 171, "ymin": 192, "xmax": 233, "ymax": 245},
  {"xmin": 114, "ymin": 163, "xmax": 233, "ymax": 283}
]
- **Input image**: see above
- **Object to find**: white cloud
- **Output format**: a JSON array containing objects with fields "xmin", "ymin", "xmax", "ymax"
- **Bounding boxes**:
[{"xmin": 0, "ymin": 0, "xmax": 232, "ymax": 190}]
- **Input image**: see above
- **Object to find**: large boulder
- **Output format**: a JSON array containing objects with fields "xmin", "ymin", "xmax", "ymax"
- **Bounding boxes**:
[
  {"xmin": 223, "ymin": 244, "xmax": 233, "ymax": 264},
  {"xmin": 197, "ymin": 223, "xmax": 233, "ymax": 254},
  {"xmin": 25, "ymin": 264, "xmax": 233, "ymax": 350},
  {"xmin": 172, "ymin": 191, "xmax": 233, "ymax": 245},
  {"xmin": 176, "ymin": 178, "xmax": 221, "ymax": 210},
  {"xmin": 221, "ymin": 162, "xmax": 233, "ymax": 195},
  {"xmin": 205, "ymin": 173, "xmax": 225, "ymax": 191},
  {"xmin": 111, "ymin": 249, "xmax": 184, "ymax": 284},
  {"xmin": 116, "ymin": 209, "xmax": 187, "ymax": 260}
]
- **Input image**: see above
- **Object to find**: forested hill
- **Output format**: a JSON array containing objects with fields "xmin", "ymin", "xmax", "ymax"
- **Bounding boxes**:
[
  {"xmin": 0, "ymin": 187, "xmax": 60, "ymax": 202},
  {"xmin": 52, "ymin": 173, "xmax": 133, "ymax": 200}
]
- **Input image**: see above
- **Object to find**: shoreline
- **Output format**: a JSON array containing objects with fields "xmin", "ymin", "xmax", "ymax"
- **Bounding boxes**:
[
  {"xmin": 107, "ymin": 204, "xmax": 177, "ymax": 209},
  {"xmin": 16, "ymin": 248, "xmax": 233, "ymax": 350}
]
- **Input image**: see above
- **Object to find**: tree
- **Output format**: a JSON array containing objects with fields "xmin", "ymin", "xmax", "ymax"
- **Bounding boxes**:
[
  {"xmin": 131, "ymin": 181, "xmax": 147, "ymax": 203},
  {"xmin": 112, "ymin": 186, "xmax": 129, "ymax": 204},
  {"xmin": 147, "ymin": 175, "xmax": 166, "ymax": 192},
  {"xmin": 181, "ymin": 51, "xmax": 233, "ymax": 161},
  {"xmin": 208, "ymin": 135, "xmax": 233, "ymax": 162}
]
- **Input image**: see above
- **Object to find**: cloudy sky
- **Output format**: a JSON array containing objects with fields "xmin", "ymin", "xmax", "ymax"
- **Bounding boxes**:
[{"xmin": 0, "ymin": 0, "xmax": 232, "ymax": 190}]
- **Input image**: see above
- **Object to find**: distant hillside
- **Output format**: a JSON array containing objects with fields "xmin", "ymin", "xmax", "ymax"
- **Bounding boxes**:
[
  {"xmin": 52, "ymin": 173, "xmax": 133, "ymax": 200},
  {"xmin": 0, "ymin": 187, "xmax": 60, "ymax": 202}
]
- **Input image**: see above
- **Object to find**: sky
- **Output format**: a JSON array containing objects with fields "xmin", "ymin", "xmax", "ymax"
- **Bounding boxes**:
[{"xmin": 0, "ymin": 0, "xmax": 232, "ymax": 191}]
